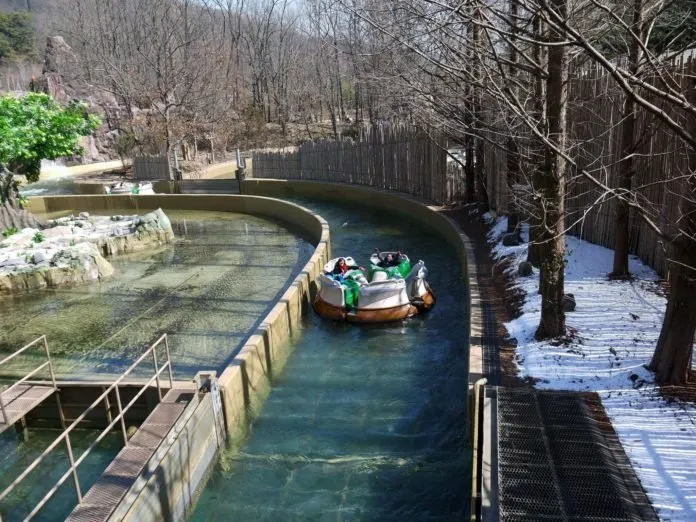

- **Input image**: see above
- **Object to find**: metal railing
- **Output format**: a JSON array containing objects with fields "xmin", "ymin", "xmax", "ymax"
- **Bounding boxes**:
[
  {"xmin": 0, "ymin": 336, "xmax": 58, "ymax": 426},
  {"xmin": 470, "ymin": 378, "xmax": 487, "ymax": 522},
  {"xmin": 0, "ymin": 334, "xmax": 173, "ymax": 522}
]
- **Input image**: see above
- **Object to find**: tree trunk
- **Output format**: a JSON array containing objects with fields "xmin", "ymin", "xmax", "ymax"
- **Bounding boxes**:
[
  {"xmin": 648, "ymin": 239, "xmax": 696, "ymax": 384},
  {"xmin": 611, "ymin": 0, "xmax": 644, "ymax": 279},
  {"xmin": 472, "ymin": 8, "xmax": 489, "ymax": 212},
  {"xmin": 355, "ymin": 81, "xmax": 360, "ymax": 123},
  {"xmin": 0, "ymin": 168, "xmax": 44, "ymax": 230},
  {"xmin": 507, "ymin": 207, "xmax": 520, "ymax": 234},
  {"xmin": 465, "ymin": 130, "xmax": 476, "ymax": 202},
  {"xmin": 527, "ymin": 223, "xmax": 542, "ymax": 267},
  {"xmin": 506, "ymin": 0, "xmax": 521, "ymax": 234},
  {"xmin": 465, "ymin": 15, "xmax": 476, "ymax": 203},
  {"xmin": 528, "ymin": 10, "xmax": 546, "ymax": 268},
  {"xmin": 535, "ymin": 0, "xmax": 569, "ymax": 340},
  {"xmin": 648, "ymin": 81, "xmax": 696, "ymax": 385},
  {"xmin": 475, "ymin": 140, "xmax": 489, "ymax": 212},
  {"xmin": 611, "ymin": 152, "xmax": 633, "ymax": 278},
  {"xmin": 506, "ymin": 140, "xmax": 520, "ymax": 235}
]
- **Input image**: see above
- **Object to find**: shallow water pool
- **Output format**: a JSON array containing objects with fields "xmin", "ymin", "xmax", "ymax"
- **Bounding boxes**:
[{"xmin": 0, "ymin": 210, "xmax": 314, "ymax": 380}]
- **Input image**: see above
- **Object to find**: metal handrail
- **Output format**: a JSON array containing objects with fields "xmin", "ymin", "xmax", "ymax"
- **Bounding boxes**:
[
  {"xmin": 0, "ymin": 336, "xmax": 57, "ymax": 425},
  {"xmin": 470, "ymin": 378, "xmax": 487, "ymax": 522},
  {"xmin": 0, "ymin": 334, "xmax": 173, "ymax": 521}
]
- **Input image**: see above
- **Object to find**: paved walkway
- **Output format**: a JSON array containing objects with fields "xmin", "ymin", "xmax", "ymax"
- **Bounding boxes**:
[{"xmin": 40, "ymin": 160, "xmax": 126, "ymax": 180}]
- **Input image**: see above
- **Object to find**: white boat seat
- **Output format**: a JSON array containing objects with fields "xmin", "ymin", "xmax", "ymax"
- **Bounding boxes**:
[{"xmin": 371, "ymin": 271, "xmax": 388, "ymax": 282}]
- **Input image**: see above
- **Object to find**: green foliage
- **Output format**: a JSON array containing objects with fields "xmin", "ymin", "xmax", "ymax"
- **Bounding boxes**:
[
  {"xmin": 32, "ymin": 231, "xmax": 44, "ymax": 243},
  {"xmin": 0, "ymin": 93, "xmax": 101, "ymax": 182},
  {"xmin": 114, "ymin": 129, "xmax": 138, "ymax": 163},
  {"xmin": 2, "ymin": 226, "xmax": 18, "ymax": 238},
  {"xmin": 649, "ymin": 0, "xmax": 696, "ymax": 54},
  {"xmin": 598, "ymin": 0, "xmax": 696, "ymax": 56},
  {"xmin": 0, "ymin": 11, "xmax": 35, "ymax": 64}
]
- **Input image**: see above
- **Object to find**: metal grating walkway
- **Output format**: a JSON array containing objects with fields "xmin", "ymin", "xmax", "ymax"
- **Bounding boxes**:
[
  {"xmin": 0, "ymin": 384, "xmax": 55, "ymax": 434},
  {"xmin": 66, "ymin": 388, "xmax": 191, "ymax": 522},
  {"xmin": 497, "ymin": 388, "xmax": 657, "ymax": 522}
]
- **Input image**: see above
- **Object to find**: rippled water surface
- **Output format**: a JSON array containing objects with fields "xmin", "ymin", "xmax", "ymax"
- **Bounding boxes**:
[
  {"xmin": 18, "ymin": 175, "xmax": 81, "ymax": 197},
  {"xmin": 192, "ymin": 200, "xmax": 471, "ymax": 521},
  {"xmin": 0, "ymin": 210, "xmax": 313, "ymax": 379}
]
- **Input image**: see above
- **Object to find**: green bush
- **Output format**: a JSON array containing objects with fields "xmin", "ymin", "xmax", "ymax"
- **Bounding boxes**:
[
  {"xmin": 0, "ymin": 12, "xmax": 35, "ymax": 64},
  {"xmin": 0, "ymin": 93, "xmax": 101, "ymax": 183},
  {"xmin": 32, "ymin": 231, "xmax": 44, "ymax": 243},
  {"xmin": 2, "ymin": 226, "xmax": 18, "ymax": 238}
]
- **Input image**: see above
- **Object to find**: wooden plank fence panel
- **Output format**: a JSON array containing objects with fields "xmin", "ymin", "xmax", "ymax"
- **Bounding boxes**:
[
  {"xmin": 475, "ymin": 55, "xmax": 696, "ymax": 277},
  {"xmin": 133, "ymin": 155, "xmax": 171, "ymax": 181},
  {"xmin": 251, "ymin": 124, "xmax": 451, "ymax": 204}
]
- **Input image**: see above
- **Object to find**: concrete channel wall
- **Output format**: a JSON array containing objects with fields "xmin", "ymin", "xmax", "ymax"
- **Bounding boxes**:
[
  {"xmin": 25, "ymin": 194, "xmax": 330, "ymax": 521},
  {"xmin": 113, "ymin": 391, "xmax": 221, "ymax": 522},
  {"xmin": 24, "ymin": 187, "xmax": 479, "ymax": 520}
]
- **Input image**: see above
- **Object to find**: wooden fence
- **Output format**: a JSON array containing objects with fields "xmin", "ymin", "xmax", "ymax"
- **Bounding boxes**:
[
  {"xmin": 252, "ymin": 124, "xmax": 453, "ymax": 204},
  {"xmin": 252, "ymin": 55, "xmax": 694, "ymax": 277},
  {"xmin": 473, "ymin": 56, "xmax": 696, "ymax": 277},
  {"xmin": 133, "ymin": 155, "xmax": 171, "ymax": 181}
]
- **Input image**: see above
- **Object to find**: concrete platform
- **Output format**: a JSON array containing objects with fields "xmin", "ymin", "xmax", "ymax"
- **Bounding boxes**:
[{"xmin": 0, "ymin": 384, "xmax": 55, "ymax": 434}]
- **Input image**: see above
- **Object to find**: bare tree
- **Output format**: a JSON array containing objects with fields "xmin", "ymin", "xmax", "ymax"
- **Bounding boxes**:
[
  {"xmin": 611, "ymin": 0, "xmax": 651, "ymax": 278},
  {"xmin": 535, "ymin": 0, "xmax": 569, "ymax": 338}
]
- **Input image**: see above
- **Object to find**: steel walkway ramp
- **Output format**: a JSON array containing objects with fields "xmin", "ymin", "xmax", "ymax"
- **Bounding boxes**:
[
  {"xmin": 0, "ymin": 384, "xmax": 55, "ymax": 434},
  {"xmin": 66, "ymin": 387, "xmax": 192, "ymax": 522},
  {"xmin": 0, "ymin": 334, "xmax": 183, "ymax": 522},
  {"xmin": 483, "ymin": 387, "xmax": 659, "ymax": 522},
  {"xmin": 0, "ymin": 336, "xmax": 59, "ymax": 436}
]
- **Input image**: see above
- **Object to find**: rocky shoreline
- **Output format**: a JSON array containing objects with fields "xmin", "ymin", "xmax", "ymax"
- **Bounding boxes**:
[{"xmin": 0, "ymin": 209, "xmax": 174, "ymax": 295}]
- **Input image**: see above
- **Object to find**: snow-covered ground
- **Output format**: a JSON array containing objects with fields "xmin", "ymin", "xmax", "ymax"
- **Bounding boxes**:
[{"xmin": 486, "ymin": 214, "xmax": 696, "ymax": 522}]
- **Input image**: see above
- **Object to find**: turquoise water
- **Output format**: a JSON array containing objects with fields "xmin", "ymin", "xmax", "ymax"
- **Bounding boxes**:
[
  {"xmin": 18, "ymin": 176, "xmax": 82, "ymax": 197},
  {"xmin": 192, "ymin": 201, "xmax": 471, "ymax": 521},
  {"xmin": 0, "ymin": 210, "xmax": 313, "ymax": 379},
  {"xmin": 0, "ymin": 428, "xmax": 122, "ymax": 521}
]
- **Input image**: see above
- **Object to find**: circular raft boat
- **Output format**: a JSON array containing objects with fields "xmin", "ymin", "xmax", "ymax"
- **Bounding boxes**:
[
  {"xmin": 313, "ymin": 251, "xmax": 436, "ymax": 323},
  {"xmin": 106, "ymin": 181, "xmax": 155, "ymax": 195}
]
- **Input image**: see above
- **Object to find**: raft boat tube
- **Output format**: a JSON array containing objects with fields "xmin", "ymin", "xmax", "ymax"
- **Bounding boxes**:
[
  {"xmin": 313, "ymin": 252, "xmax": 435, "ymax": 323},
  {"xmin": 106, "ymin": 181, "xmax": 155, "ymax": 195}
]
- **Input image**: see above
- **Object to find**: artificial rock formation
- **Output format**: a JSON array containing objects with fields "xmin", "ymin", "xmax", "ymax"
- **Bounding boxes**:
[{"xmin": 0, "ymin": 209, "xmax": 175, "ymax": 295}]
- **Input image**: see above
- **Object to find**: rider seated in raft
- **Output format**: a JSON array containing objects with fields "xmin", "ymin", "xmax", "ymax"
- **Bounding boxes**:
[
  {"xmin": 331, "ymin": 258, "xmax": 366, "ymax": 281},
  {"xmin": 378, "ymin": 251, "xmax": 403, "ymax": 268}
]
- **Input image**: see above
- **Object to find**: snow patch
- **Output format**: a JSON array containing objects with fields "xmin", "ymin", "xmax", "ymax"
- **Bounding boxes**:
[{"xmin": 488, "ymin": 215, "xmax": 696, "ymax": 522}]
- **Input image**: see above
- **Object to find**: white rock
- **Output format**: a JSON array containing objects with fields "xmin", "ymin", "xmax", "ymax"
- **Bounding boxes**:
[
  {"xmin": 32, "ymin": 251, "xmax": 50, "ymax": 264},
  {"xmin": 43, "ymin": 226, "xmax": 73, "ymax": 239},
  {"xmin": 0, "ymin": 258, "xmax": 25, "ymax": 268}
]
